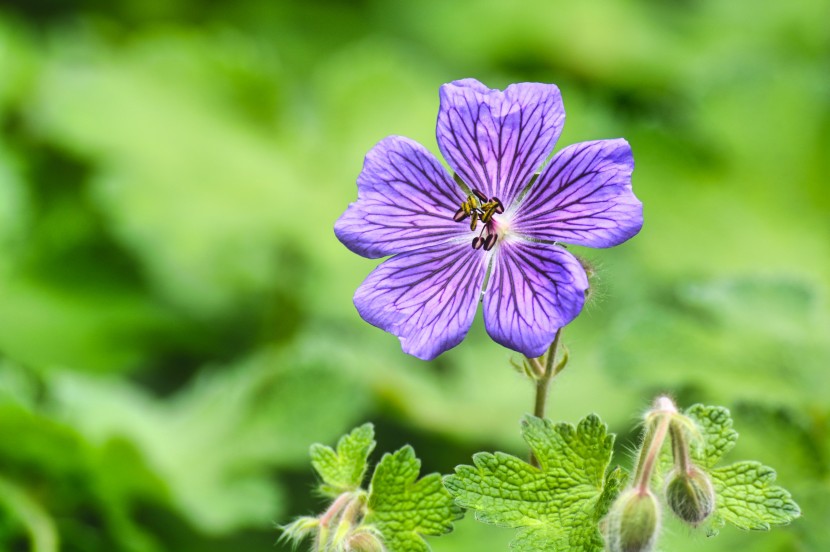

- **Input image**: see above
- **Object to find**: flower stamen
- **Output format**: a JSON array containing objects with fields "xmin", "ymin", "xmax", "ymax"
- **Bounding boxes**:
[
  {"xmin": 469, "ymin": 210, "xmax": 480, "ymax": 231},
  {"xmin": 483, "ymin": 233, "xmax": 497, "ymax": 251},
  {"xmin": 454, "ymin": 189, "xmax": 503, "ymax": 250}
]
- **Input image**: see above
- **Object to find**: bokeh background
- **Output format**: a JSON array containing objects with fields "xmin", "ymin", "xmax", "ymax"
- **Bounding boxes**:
[{"xmin": 0, "ymin": 0, "xmax": 828, "ymax": 550}]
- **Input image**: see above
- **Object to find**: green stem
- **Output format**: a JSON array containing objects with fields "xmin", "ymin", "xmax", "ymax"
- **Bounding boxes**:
[
  {"xmin": 532, "ymin": 377, "xmax": 550, "ymax": 421},
  {"xmin": 533, "ymin": 329, "xmax": 562, "ymax": 420},
  {"xmin": 669, "ymin": 422, "xmax": 691, "ymax": 475},
  {"xmin": 529, "ymin": 329, "xmax": 562, "ymax": 467},
  {"xmin": 543, "ymin": 330, "xmax": 561, "ymax": 377}
]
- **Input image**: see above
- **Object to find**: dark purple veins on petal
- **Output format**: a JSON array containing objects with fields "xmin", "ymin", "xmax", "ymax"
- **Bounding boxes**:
[
  {"xmin": 512, "ymin": 139, "xmax": 643, "ymax": 248},
  {"xmin": 436, "ymin": 79, "xmax": 566, "ymax": 210},
  {"xmin": 337, "ymin": 80, "xmax": 643, "ymax": 362},
  {"xmin": 353, "ymin": 242, "xmax": 487, "ymax": 360},
  {"xmin": 483, "ymin": 240, "xmax": 588, "ymax": 358},
  {"xmin": 334, "ymin": 136, "xmax": 468, "ymax": 259}
]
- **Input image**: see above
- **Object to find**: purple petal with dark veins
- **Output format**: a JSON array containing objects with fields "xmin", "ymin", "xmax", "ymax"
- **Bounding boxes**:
[
  {"xmin": 354, "ymin": 241, "xmax": 486, "ymax": 360},
  {"xmin": 483, "ymin": 240, "xmax": 588, "ymax": 357},
  {"xmin": 436, "ymin": 79, "xmax": 565, "ymax": 209},
  {"xmin": 512, "ymin": 139, "xmax": 643, "ymax": 248},
  {"xmin": 335, "ymin": 136, "xmax": 468, "ymax": 259}
]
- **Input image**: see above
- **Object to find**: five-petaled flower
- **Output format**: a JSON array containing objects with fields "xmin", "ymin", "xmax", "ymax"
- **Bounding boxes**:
[{"xmin": 335, "ymin": 79, "xmax": 643, "ymax": 360}]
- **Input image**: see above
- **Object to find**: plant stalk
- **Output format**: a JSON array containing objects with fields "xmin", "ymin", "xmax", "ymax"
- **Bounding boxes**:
[
  {"xmin": 669, "ymin": 422, "xmax": 691, "ymax": 475},
  {"xmin": 633, "ymin": 397, "xmax": 677, "ymax": 494},
  {"xmin": 528, "ymin": 329, "xmax": 562, "ymax": 467},
  {"xmin": 316, "ymin": 492, "xmax": 352, "ymax": 552}
]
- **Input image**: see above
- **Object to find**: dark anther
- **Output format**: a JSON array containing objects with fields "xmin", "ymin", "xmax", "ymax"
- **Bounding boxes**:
[
  {"xmin": 453, "ymin": 207, "xmax": 468, "ymax": 222},
  {"xmin": 492, "ymin": 199, "xmax": 504, "ymax": 214},
  {"xmin": 472, "ymin": 189, "xmax": 488, "ymax": 203},
  {"xmin": 483, "ymin": 234, "xmax": 498, "ymax": 251},
  {"xmin": 472, "ymin": 237, "xmax": 484, "ymax": 250}
]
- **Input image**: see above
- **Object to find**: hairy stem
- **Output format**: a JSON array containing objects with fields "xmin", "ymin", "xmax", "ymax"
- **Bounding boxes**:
[
  {"xmin": 316, "ymin": 492, "xmax": 352, "ymax": 552},
  {"xmin": 633, "ymin": 397, "xmax": 677, "ymax": 494},
  {"xmin": 669, "ymin": 422, "xmax": 691, "ymax": 475},
  {"xmin": 634, "ymin": 415, "xmax": 670, "ymax": 494}
]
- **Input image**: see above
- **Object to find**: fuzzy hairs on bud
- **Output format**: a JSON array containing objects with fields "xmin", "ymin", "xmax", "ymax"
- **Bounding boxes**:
[{"xmin": 605, "ymin": 489, "xmax": 661, "ymax": 552}]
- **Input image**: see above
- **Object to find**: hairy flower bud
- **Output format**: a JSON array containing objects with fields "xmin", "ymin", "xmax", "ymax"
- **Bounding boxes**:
[
  {"xmin": 606, "ymin": 489, "xmax": 661, "ymax": 552},
  {"xmin": 665, "ymin": 468, "xmax": 716, "ymax": 526},
  {"xmin": 345, "ymin": 530, "xmax": 385, "ymax": 552}
]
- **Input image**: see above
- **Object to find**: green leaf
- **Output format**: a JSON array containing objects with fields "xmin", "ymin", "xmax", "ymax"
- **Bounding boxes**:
[
  {"xmin": 365, "ymin": 446, "xmax": 462, "ymax": 552},
  {"xmin": 683, "ymin": 405, "xmax": 801, "ymax": 532},
  {"xmin": 444, "ymin": 414, "xmax": 618, "ymax": 552},
  {"xmin": 685, "ymin": 404, "xmax": 739, "ymax": 468},
  {"xmin": 710, "ymin": 462, "xmax": 801, "ymax": 530},
  {"xmin": 311, "ymin": 423, "xmax": 376, "ymax": 496}
]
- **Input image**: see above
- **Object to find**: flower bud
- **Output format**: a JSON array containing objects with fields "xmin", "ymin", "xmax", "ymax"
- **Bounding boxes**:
[
  {"xmin": 606, "ymin": 489, "xmax": 661, "ymax": 552},
  {"xmin": 345, "ymin": 530, "xmax": 385, "ymax": 552},
  {"xmin": 665, "ymin": 468, "xmax": 715, "ymax": 526}
]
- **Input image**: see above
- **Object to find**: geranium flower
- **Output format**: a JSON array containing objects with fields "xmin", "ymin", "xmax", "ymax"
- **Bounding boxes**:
[{"xmin": 335, "ymin": 79, "xmax": 642, "ymax": 360}]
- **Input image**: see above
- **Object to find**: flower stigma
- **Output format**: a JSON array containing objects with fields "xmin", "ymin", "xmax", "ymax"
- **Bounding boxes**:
[{"xmin": 452, "ymin": 188, "xmax": 505, "ymax": 251}]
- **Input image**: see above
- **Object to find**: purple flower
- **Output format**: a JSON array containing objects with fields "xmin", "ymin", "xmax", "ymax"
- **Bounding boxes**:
[{"xmin": 335, "ymin": 79, "xmax": 643, "ymax": 360}]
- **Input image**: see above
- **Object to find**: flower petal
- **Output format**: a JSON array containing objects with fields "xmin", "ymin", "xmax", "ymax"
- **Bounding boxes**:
[
  {"xmin": 354, "ymin": 242, "xmax": 487, "ymax": 360},
  {"xmin": 511, "ymin": 139, "xmax": 643, "ymax": 248},
  {"xmin": 483, "ymin": 240, "xmax": 588, "ymax": 357},
  {"xmin": 436, "ymin": 79, "xmax": 565, "ymax": 209},
  {"xmin": 335, "ymin": 136, "xmax": 468, "ymax": 259}
]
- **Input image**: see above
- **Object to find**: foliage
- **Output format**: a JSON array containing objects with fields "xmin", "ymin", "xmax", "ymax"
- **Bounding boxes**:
[
  {"xmin": 311, "ymin": 423, "xmax": 376, "ymax": 497},
  {"xmin": 0, "ymin": 0, "xmax": 827, "ymax": 550},
  {"xmin": 283, "ymin": 424, "xmax": 462, "ymax": 552},
  {"xmin": 681, "ymin": 405, "xmax": 801, "ymax": 533},
  {"xmin": 445, "ymin": 415, "xmax": 620, "ymax": 552},
  {"xmin": 446, "ymin": 403, "xmax": 799, "ymax": 551},
  {"xmin": 365, "ymin": 446, "xmax": 462, "ymax": 552}
]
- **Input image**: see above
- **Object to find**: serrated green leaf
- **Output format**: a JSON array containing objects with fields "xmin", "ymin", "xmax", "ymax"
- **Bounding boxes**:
[
  {"xmin": 365, "ymin": 446, "xmax": 462, "ymax": 552},
  {"xmin": 310, "ymin": 423, "xmax": 375, "ymax": 496},
  {"xmin": 684, "ymin": 404, "xmax": 738, "ymax": 468},
  {"xmin": 681, "ymin": 405, "xmax": 801, "ymax": 532},
  {"xmin": 444, "ymin": 414, "xmax": 616, "ymax": 552},
  {"xmin": 710, "ymin": 461, "xmax": 801, "ymax": 530}
]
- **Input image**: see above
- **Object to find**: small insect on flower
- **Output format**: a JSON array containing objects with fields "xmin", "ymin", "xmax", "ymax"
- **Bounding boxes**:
[{"xmin": 334, "ymin": 79, "xmax": 643, "ymax": 360}]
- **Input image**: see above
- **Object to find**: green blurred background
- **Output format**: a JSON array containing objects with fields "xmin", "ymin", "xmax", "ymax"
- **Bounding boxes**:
[{"xmin": 0, "ymin": 0, "xmax": 828, "ymax": 550}]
